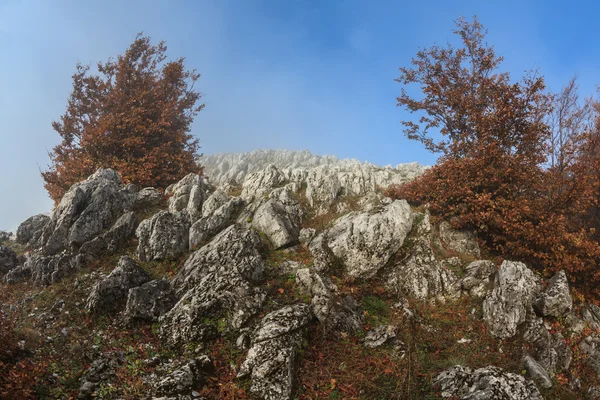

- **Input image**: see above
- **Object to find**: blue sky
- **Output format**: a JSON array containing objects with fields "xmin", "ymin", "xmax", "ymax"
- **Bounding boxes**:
[{"xmin": 0, "ymin": 0, "xmax": 599, "ymax": 231}]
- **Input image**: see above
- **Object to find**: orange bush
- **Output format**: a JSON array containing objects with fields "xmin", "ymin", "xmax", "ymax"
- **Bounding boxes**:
[
  {"xmin": 42, "ymin": 34, "xmax": 204, "ymax": 203},
  {"xmin": 390, "ymin": 16, "xmax": 600, "ymax": 299}
]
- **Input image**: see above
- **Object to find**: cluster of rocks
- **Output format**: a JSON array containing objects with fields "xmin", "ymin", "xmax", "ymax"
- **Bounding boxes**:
[{"xmin": 4, "ymin": 150, "xmax": 600, "ymax": 399}]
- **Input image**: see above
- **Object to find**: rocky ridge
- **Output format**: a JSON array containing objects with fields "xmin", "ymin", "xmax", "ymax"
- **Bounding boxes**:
[{"xmin": 1, "ymin": 149, "xmax": 599, "ymax": 399}]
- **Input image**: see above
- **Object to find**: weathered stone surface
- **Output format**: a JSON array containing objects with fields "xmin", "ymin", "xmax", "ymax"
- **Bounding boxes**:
[
  {"xmin": 384, "ymin": 212, "xmax": 459, "ymax": 301},
  {"xmin": 241, "ymin": 164, "xmax": 287, "ymax": 201},
  {"xmin": 522, "ymin": 316, "xmax": 572, "ymax": 376},
  {"xmin": 16, "ymin": 213, "xmax": 50, "ymax": 247},
  {"xmin": 4, "ymin": 263, "xmax": 30, "ymax": 284},
  {"xmin": 80, "ymin": 211, "xmax": 138, "ymax": 256},
  {"xmin": 87, "ymin": 256, "xmax": 151, "ymax": 313},
  {"xmin": 251, "ymin": 198, "xmax": 301, "ymax": 249},
  {"xmin": 167, "ymin": 173, "xmax": 209, "ymax": 222},
  {"xmin": 154, "ymin": 356, "xmax": 213, "ymax": 396},
  {"xmin": 188, "ymin": 197, "xmax": 244, "ymax": 249},
  {"xmin": 363, "ymin": 325, "xmax": 397, "ymax": 349},
  {"xmin": 238, "ymin": 304, "xmax": 312, "ymax": 400},
  {"xmin": 439, "ymin": 221, "xmax": 481, "ymax": 257},
  {"xmin": 124, "ymin": 279, "xmax": 177, "ymax": 322},
  {"xmin": 583, "ymin": 304, "xmax": 600, "ymax": 331},
  {"xmin": 0, "ymin": 246, "xmax": 18, "ymax": 275},
  {"xmin": 434, "ymin": 365, "xmax": 543, "ymax": 400},
  {"xmin": 160, "ymin": 226, "xmax": 266, "ymax": 347},
  {"xmin": 40, "ymin": 169, "xmax": 135, "ymax": 256},
  {"xmin": 523, "ymin": 354, "xmax": 552, "ymax": 389},
  {"xmin": 579, "ymin": 336, "xmax": 600, "ymax": 377},
  {"xmin": 21, "ymin": 251, "xmax": 86, "ymax": 286},
  {"xmin": 0, "ymin": 231, "xmax": 12, "ymax": 243},
  {"xmin": 298, "ymin": 228, "xmax": 316, "ymax": 245},
  {"xmin": 295, "ymin": 268, "xmax": 362, "ymax": 333},
  {"xmin": 135, "ymin": 187, "xmax": 163, "ymax": 208},
  {"xmin": 137, "ymin": 211, "xmax": 191, "ymax": 262},
  {"xmin": 482, "ymin": 260, "xmax": 541, "ymax": 339},
  {"xmin": 314, "ymin": 200, "xmax": 413, "ymax": 279},
  {"xmin": 201, "ymin": 189, "xmax": 229, "ymax": 218},
  {"xmin": 532, "ymin": 270, "xmax": 573, "ymax": 318},
  {"xmin": 460, "ymin": 260, "xmax": 497, "ymax": 298}
]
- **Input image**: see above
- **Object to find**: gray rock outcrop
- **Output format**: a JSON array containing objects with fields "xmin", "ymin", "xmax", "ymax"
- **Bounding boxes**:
[
  {"xmin": 86, "ymin": 256, "xmax": 151, "ymax": 313},
  {"xmin": 16, "ymin": 213, "xmax": 50, "ymax": 248},
  {"xmin": 136, "ymin": 211, "xmax": 191, "ymax": 262},
  {"xmin": 166, "ymin": 173, "xmax": 209, "ymax": 222},
  {"xmin": 188, "ymin": 197, "xmax": 244, "ymax": 249},
  {"xmin": 0, "ymin": 246, "xmax": 18, "ymax": 275},
  {"xmin": 434, "ymin": 365, "xmax": 543, "ymax": 400},
  {"xmin": 79, "ymin": 211, "xmax": 138, "ymax": 256},
  {"xmin": 482, "ymin": 260, "xmax": 541, "ymax": 339},
  {"xmin": 532, "ymin": 269, "xmax": 573, "ymax": 318},
  {"xmin": 39, "ymin": 169, "xmax": 135, "ymax": 256},
  {"xmin": 154, "ymin": 356, "xmax": 214, "ymax": 396},
  {"xmin": 238, "ymin": 304, "xmax": 313, "ymax": 400},
  {"xmin": 124, "ymin": 279, "xmax": 177, "ymax": 322}
]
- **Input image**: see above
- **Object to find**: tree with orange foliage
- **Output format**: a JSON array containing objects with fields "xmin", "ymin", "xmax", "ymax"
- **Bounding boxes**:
[
  {"xmin": 42, "ymin": 33, "xmax": 204, "ymax": 203},
  {"xmin": 388, "ymin": 16, "xmax": 600, "ymax": 296}
]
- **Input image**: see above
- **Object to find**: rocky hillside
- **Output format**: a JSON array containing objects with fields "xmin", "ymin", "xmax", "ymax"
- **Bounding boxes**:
[{"xmin": 0, "ymin": 150, "xmax": 599, "ymax": 399}]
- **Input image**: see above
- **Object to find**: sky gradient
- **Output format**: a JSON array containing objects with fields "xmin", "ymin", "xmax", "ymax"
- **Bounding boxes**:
[{"xmin": 1, "ymin": 0, "xmax": 599, "ymax": 231}]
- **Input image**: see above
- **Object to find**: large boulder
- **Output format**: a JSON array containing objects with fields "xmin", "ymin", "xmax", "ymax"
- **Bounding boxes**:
[
  {"xmin": 16, "ymin": 214, "xmax": 50, "ymax": 248},
  {"xmin": 438, "ymin": 221, "xmax": 481, "ymax": 258},
  {"xmin": 459, "ymin": 260, "xmax": 497, "ymax": 298},
  {"xmin": 434, "ymin": 365, "xmax": 543, "ymax": 400},
  {"xmin": 79, "ymin": 211, "xmax": 138, "ymax": 256},
  {"xmin": 482, "ymin": 260, "xmax": 541, "ymax": 339},
  {"xmin": 153, "ymin": 356, "xmax": 214, "ymax": 396},
  {"xmin": 134, "ymin": 187, "xmax": 163, "ymax": 209},
  {"xmin": 238, "ymin": 304, "xmax": 313, "ymax": 400},
  {"xmin": 384, "ymin": 212, "xmax": 460, "ymax": 301},
  {"xmin": 312, "ymin": 200, "xmax": 413, "ymax": 279},
  {"xmin": 0, "ymin": 246, "xmax": 18, "ymax": 275},
  {"xmin": 251, "ymin": 198, "xmax": 301, "ymax": 249},
  {"xmin": 159, "ymin": 225, "xmax": 266, "ymax": 347},
  {"xmin": 201, "ymin": 189, "xmax": 230, "ymax": 218},
  {"xmin": 136, "ymin": 211, "xmax": 191, "ymax": 262},
  {"xmin": 579, "ymin": 336, "xmax": 600, "ymax": 377},
  {"xmin": 39, "ymin": 169, "xmax": 135, "ymax": 255},
  {"xmin": 522, "ymin": 316, "xmax": 572, "ymax": 376},
  {"xmin": 25, "ymin": 251, "xmax": 86, "ymax": 286},
  {"xmin": 532, "ymin": 270, "xmax": 573, "ymax": 318},
  {"xmin": 241, "ymin": 164, "xmax": 287, "ymax": 201},
  {"xmin": 124, "ymin": 279, "xmax": 177, "ymax": 322},
  {"xmin": 86, "ymin": 256, "xmax": 151, "ymax": 313},
  {"xmin": 166, "ymin": 173, "xmax": 209, "ymax": 222},
  {"xmin": 188, "ymin": 197, "xmax": 244, "ymax": 249}
]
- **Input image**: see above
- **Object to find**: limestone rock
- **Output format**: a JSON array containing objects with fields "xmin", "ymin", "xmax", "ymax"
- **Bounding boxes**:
[
  {"xmin": 522, "ymin": 316, "xmax": 572, "ymax": 375},
  {"xmin": 434, "ymin": 365, "xmax": 543, "ymax": 400},
  {"xmin": 241, "ymin": 164, "xmax": 287, "ymax": 201},
  {"xmin": 238, "ymin": 304, "xmax": 312, "ymax": 400},
  {"xmin": 124, "ymin": 279, "xmax": 177, "ymax": 322},
  {"xmin": 363, "ymin": 325, "xmax": 398, "ymax": 348},
  {"xmin": 579, "ymin": 336, "xmax": 600, "ymax": 377},
  {"xmin": 25, "ymin": 251, "xmax": 86, "ymax": 286},
  {"xmin": 39, "ymin": 169, "xmax": 134, "ymax": 255},
  {"xmin": 439, "ymin": 221, "xmax": 481, "ymax": 257},
  {"xmin": 523, "ymin": 355, "xmax": 552, "ymax": 389},
  {"xmin": 0, "ymin": 246, "xmax": 18, "ymax": 275},
  {"xmin": 86, "ymin": 256, "xmax": 151, "ymax": 313},
  {"xmin": 154, "ymin": 356, "xmax": 214, "ymax": 396},
  {"xmin": 532, "ymin": 270, "xmax": 573, "ymax": 318},
  {"xmin": 167, "ymin": 173, "xmax": 209, "ymax": 222},
  {"xmin": 160, "ymin": 226, "xmax": 266, "ymax": 347},
  {"xmin": 460, "ymin": 260, "xmax": 497, "ymax": 298},
  {"xmin": 482, "ymin": 260, "xmax": 541, "ymax": 339},
  {"xmin": 319, "ymin": 200, "xmax": 413, "ymax": 278},
  {"xmin": 384, "ymin": 212, "xmax": 460, "ymax": 301},
  {"xmin": 201, "ymin": 189, "xmax": 230, "ymax": 218},
  {"xmin": 79, "ymin": 211, "xmax": 138, "ymax": 256},
  {"xmin": 188, "ymin": 197, "xmax": 244, "ymax": 249},
  {"xmin": 251, "ymin": 198, "xmax": 301, "ymax": 249},
  {"xmin": 136, "ymin": 211, "xmax": 191, "ymax": 262},
  {"xmin": 583, "ymin": 304, "xmax": 600, "ymax": 330},
  {"xmin": 0, "ymin": 231, "xmax": 12, "ymax": 243},
  {"xmin": 16, "ymin": 214, "xmax": 50, "ymax": 248},
  {"xmin": 135, "ymin": 187, "xmax": 164, "ymax": 208},
  {"xmin": 78, "ymin": 352, "xmax": 125, "ymax": 399}
]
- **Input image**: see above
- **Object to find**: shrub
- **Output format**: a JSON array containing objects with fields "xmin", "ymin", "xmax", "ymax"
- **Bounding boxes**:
[{"xmin": 42, "ymin": 33, "xmax": 204, "ymax": 203}]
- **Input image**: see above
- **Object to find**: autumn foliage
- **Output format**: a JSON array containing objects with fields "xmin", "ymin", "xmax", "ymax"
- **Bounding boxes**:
[
  {"xmin": 42, "ymin": 34, "xmax": 204, "ymax": 203},
  {"xmin": 388, "ymin": 16, "xmax": 600, "ymax": 299}
]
